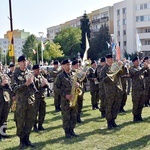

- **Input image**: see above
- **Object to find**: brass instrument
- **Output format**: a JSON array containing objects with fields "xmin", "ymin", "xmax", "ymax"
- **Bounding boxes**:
[
  {"xmin": 70, "ymin": 69, "xmax": 82, "ymax": 107},
  {"xmin": 106, "ymin": 61, "xmax": 123, "ymax": 90}
]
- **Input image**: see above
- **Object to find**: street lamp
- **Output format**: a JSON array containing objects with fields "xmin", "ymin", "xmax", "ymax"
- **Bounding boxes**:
[{"xmin": 38, "ymin": 32, "xmax": 44, "ymax": 66}]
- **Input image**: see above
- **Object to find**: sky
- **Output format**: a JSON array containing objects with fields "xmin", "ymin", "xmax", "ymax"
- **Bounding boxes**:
[{"xmin": 0, "ymin": 0, "xmax": 122, "ymax": 38}]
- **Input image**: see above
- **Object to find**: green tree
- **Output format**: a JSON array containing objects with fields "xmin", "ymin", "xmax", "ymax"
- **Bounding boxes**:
[
  {"xmin": 80, "ymin": 12, "xmax": 91, "ymax": 54},
  {"xmin": 22, "ymin": 34, "xmax": 38, "ymax": 60},
  {"xmin": 89, "ymin": 24, "xmax": 112, "ymax": 59},
  {"xmin": 54, "ymin": 27, "xmax": 82, "ymax": 59}
]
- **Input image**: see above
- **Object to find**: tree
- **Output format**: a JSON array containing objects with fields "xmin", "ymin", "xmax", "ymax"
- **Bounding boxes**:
[
  {"xmin": 89, "ymin": 24, "xmax": 112, "ymax": 59},
  {"xmin": 54, "ymin": 27, "xmax": 82, "ymax": 59},
  {"xmin": 22, "ymin": 34, "xmax": 38, "ymax": 60},
  {"xmin": 80, "ymin": 12, "xmax": 91, "ymax": 54}
]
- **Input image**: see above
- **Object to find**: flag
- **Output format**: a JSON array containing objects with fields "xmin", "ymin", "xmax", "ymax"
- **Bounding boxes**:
[
  {"xmin": 33, "ymin": 49, "xmax": 36, "ymax": 54},
  {"xmin": 82, "ymin": 33, "xmax": 90, "ymax": 66},
  {"xmin": 116, "ymin": 39, "xmax": 121, "ymax": 60},
  {"xmin": 111, "ymin": 43, "xmax": 116, "ymax": 55},
  {"xmin": 41, "ymin": 41, "xmax": 44, "ymax": 51},
  {"xmin": 106, "ymin": 41, "xmax": 111, "ymax": 49},
  {"xmin": 136, "ymin": 32, "xmax": 142, "ymax": 52}
]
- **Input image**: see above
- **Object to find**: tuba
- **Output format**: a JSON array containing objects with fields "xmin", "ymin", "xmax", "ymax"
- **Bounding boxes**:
[
  {"xmin": 70, "ymin": 69, "xmax": 82, "ymax": 107},
  {"xmin": 106, "ymin": 61, "xmax": 123, "ymax": 90}
]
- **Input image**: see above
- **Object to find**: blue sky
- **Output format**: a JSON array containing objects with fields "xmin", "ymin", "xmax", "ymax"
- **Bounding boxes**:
[{"xmin": 0, "ymin": 0, "xmax": 122, "ymax": 38}]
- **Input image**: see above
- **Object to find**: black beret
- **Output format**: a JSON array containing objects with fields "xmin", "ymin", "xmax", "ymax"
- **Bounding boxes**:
[
  {"xmin": 91, "ymin": 60, "xmax": 96, "ymax": 65},
  {"xmin": 61, "ymin": 59, "xmax": 71, "ymax": 65},
  {"xmin": 72, "ymin": 60, "xmax": 78, "ymax": 66},
  {"xmin": 100, "ymin": 57, "xmax": 106, "ymax": 62},
  {"xmin": 106, "ymin": 53, "xmax": 113, "ymax": 58},
  {"xmin": 18, "ymin": 55, "xmax": 26, "ymax": 62},
  {"xmin": 132, "ymin": 56, "xmax": 139, "ymax": 62},
  {"xmin": 9, "ymin": 63, "xmax": 15, "ymax": 68},
  {"xmin": 143, "ymin": 56, "xmax": 148, "ymax": 61},
  {"xmin": 32, "ymin": 64, "xmax": 39, "ymax": 70},
  {"xmin": 53, "ymin": 60, "xmax": 59, "ymax": 65}
]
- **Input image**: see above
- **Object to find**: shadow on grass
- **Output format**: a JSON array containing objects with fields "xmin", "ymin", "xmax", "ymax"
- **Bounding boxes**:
[{"xmin": 107, "ymin": 134, "xmax": 150, "ymax": 150}]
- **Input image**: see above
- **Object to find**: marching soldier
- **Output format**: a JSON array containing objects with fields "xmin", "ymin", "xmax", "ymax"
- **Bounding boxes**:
[
  {"xmin": 32, "ymin": 64, "xmax": 47, "ymax": 132},
  {"xmin": 0, "ymin": 62, "xmax": 12, "ymax": 140},
  {"xmin": 96, "ymin": 57, "xmax": 106, "ymax": 117},
  {"xmin": 87, "ymin": 60, "xmax": 99, "ymax": 110},
  {"xmin": 54, "ymin": 59, "xmax": 79, "ymax": 138},
  {"xmin": 71, "ymin": 59, "xmax": 87, "ymax": 123},
  {"xmin": 51, "ymin": 60, "xmax": 62, "ymax": 112},
  {"xmin": 129, "ymin": 56, "xmax": 148, "ymax": 122},
  {"xmin": 13, "ymin": 55, "xmax": 36, "ymax": 148}
]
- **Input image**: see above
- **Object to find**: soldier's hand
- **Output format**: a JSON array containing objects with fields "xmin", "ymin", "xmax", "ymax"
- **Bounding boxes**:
[
  {"xmin": 1, "ymin": 79, "xmax": 9, "ymax": 86},
  {"xmin": 65, "ymin": 94, "xmax": 72, "ymax": 101},
  {"xmin": 25, "ymin": 78, "xmax": 33, "ymax": 86}
]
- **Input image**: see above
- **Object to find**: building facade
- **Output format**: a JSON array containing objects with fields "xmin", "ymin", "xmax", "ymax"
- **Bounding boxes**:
[
  {"xmin": 47, "ymin": 6, "xmax": 114, "ymax": 41},
  {"xmin": 114, "ymin": 0, "xmax": 150, "ymax": 57}
]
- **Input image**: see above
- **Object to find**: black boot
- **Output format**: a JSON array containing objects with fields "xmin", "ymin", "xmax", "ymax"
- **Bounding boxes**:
[
  {"xmin": 58, "ymin": 105, "xmax": 61, "ymax": 111},
  {"xmin": 19, "ymin": 137, "xmax": 26, "ymax": 149},
  {"xmin": 25, "ymin": 135, "xmax": 35, "ymax": 147},
  {"xmin": 133, "ymin": 115, "xmax": 138, "ymax": 122},
  {"xmin": 55, "ymin": 106, "xmax": 60, "ymax": 112},
  {"xmin": 107, "ymin": 121, "xmax": 113, "ymax": 129},
  {"xmin": 38, "ymin": 123, "xmax": 45, "ymax": 130},
  {"xmin": 92, "ymin": 105, "xmax": 96, "ymax": 110},
  {"xmin": 95, "ymin": 104, "xmax": 99, "ymax": 109},
  {"xmin": 101, "ymin": 111, "xmax": 105, "ymax": 118},
  {"xmin": 65, "ymin": 129, "xmax": 72, "ymax": 138},
  {"xmin": 138, "ymin": 114, "xmax": 143, "ymax": 121},
  {"xmin": 111, "ymin": 119, "xmax": 118, "ymax": 127},
  {"xmin": 33, "ymin": 124, "xmax": 38, "ymax": 132},
  {"xmin": 0, "ymin": 134, "xmax": 2, "ymax": 141},
  {"xmin": 77, "ymin": 115, "xmax": 83, "ymax": 123},
  {"xmin": 69, "ymin": 128, "xmax": 78, "ymax": 137}
]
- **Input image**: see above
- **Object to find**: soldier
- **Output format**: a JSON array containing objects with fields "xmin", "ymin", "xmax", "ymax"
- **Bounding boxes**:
[
  {"xmin": 87, "ymin": 60, "xmax": 99, "ymax": 110},
  {"xmin": 129, "ymin": 56, "xmax": 148, "ymax": 122},
  {"xmin": 143, "ymin": 56, "xmax": 150, "ymax": 107},
  {"xmin": 101, "ymin": 54, "xmax": 124, "ymax": 129},
  {"xmin": 13, "ymin": 55, "xmax": 36, "ymax": 148},
  {"xmin": 54, "ymin": 59, "xmax": 79, "ymax": 138},
  {"xmin": 71, "ymin": 59, "xmax": 87, "ymax": 123},
  {"xmin": 32, "ymin": 64, "xmax": 47, "ymax": 132},
  {"xmin": 51, "ymin": 60, "xmax": 62, "ymax": 112},
  {"xmin": 96, "ymin": 57, "xmax": 106, "ymax": 118},
  {"xmin": 0, "ymin": 62, "xmax": 12, "ymax": 140}
]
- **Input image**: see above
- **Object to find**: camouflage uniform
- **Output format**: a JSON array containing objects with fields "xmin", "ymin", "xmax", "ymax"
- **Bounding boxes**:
[
  {"xmin": 129, "ymin": 66, "xmax": 147, "ymax": 121},
  {"xmin": 87, "ymin": 67, "xmax": 99, "ymax": 109},
  {"xmin": 96, "ymin": 64, "xmax": 106, "ymax": 117},
  {"xmin": 51, "ymin": 67, "xmax": 62, "ymax": 111},
  {"xmin": 54, "ymin": 71, "xmax": 77, "ymax": 137},
  {"xmin": 33, "ymin": 73, "xmax": 47, "ymax": 130},
  {"xmin": 13, "ymin": 67, "xmax": 36, "ymax": 145},
  {"xmin": 101, "ymin": 64, "xmax": 123, "ymax": 129},
  {"xmin": 0, "ymin": 73, "xmax": 11, "ymax": 139}
]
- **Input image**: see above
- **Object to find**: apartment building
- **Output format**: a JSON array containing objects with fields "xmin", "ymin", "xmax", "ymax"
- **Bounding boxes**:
[
  {"xmin": 114, "ymin": 0, "xmax": 150, "ymax": 56},
  {"xmin": 47, "ymin": 6, "xmax": 114, "ymax": 41}
]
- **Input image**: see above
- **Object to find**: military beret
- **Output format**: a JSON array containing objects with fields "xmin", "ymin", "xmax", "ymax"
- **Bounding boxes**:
[
  {"xmin": 61, "ymin": 59, "xmax": 71, "ymax": 65},
  {"xmin": 18, "ymin": 55, "xmax": 26, "ymax": 62},
  {"xmin": 53, "ymin": 60, "xmax": 59, "ymax": 65},
  {"xmin": 132, "ymin": 56, "xmax": 139, "ymax": 62},
  {"xmin": 32, "ymin": 64, "xmax": 39, "ymax": 70},
  {"xmin": 91, "ymin": 60, "xmax": 96, "ymax": 65},
  {"xmin": 106, "ymin": 53, "xmax": 113, "ymax": 58},
  {"xmin": 100, "ymin": 57, "xmax": 106, "ymax": 62},
  {"xmin": 9, "ymin": 63, "xmax": 15, "ymax": 68},
  {"xmin": 143, "ymin": 56, "xmax": 148, "ymax": 62},
  {"xmin": 72, "ymin": 60, "xmax": 78, "ymax": 66}
]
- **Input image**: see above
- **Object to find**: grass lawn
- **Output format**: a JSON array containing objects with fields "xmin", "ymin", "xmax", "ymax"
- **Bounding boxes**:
[{"xmin": 1, "ymin": 92, "xmax": 150, "ymax": 150}]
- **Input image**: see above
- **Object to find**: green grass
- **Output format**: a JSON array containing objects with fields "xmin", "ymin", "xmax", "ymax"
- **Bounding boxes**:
[{"xmin": 1, "ymin": 92, "xmax": 150, "ymax": 150}]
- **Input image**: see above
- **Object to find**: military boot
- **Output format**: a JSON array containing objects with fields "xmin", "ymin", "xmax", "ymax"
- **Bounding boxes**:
[
  {"xmin": 133, "ymin": 115, "xmax": 138, "ymax": 122},
  {"xmin": 70, "ymin": 128, "xmax": 78, "ymax": 137},
  {"xmin": 138, "ymin": 114, "xmax": 143, "ymax": 121},
  {"xmin": 77, "ymin": 115, "xmax": 83, "ymax": 123},
  {"xmin": 58, "ymin": 105, "xmax": 61, "ymax": 111},
  {"xmin": 65, "ymin": 129, "xmax": 72, "ymax": 138},
  {"xmin": 101, "ymin": 111, "xmax": 105, "ymax": 118},
  {"xmin": 19, "ymin": 137, "xmax": 26, "ymax": 149},
  {"xmin": 95, "ymin": 104, "xmax": 99, "ymax": 109},
  {"xmin": 107, "ymin": 121, "xmax": 113, "ymax": 129},
  {"xmin": 33, "ymin": 124, "xmax": 38, "ymax": 132},
  {"xmin": 38, "ymin": 123, "xmax": 45, "ymax": 130},
  {"xmin": 25, "ymin": 135, "xmax": 35, "ymax": 147},
  {"xmin": 55, "ymin": 106, "xmax": 60, "ymax": 112},
  {"xmin": 111, "ymin": 119, "xmax": 118, "ymax": 127}
]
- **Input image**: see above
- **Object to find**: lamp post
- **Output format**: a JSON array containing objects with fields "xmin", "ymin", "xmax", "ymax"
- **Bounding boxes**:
[{"xmin": 38, "ymin": 32, "xmax": 44, "ymax": 66}]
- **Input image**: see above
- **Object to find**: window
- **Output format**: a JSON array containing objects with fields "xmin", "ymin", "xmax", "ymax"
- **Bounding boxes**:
[
  {"xmin": 123, "ymin": 41, "xmax": 127, "ymax": 46},
  {"xmin": 123, "ymin": 19, "xmax": 127, "ymax": 25},
  {"xmin": 117, "ymin": 31, "xmax": 120, "ymax": 36},
  {"xmin": 117, "ymin": 10, "xmax": 120, "ymax": 15},
  {"xmin": 136, "ymin": 4, "xmax": 140, "ymax": 10},
  {"xmin": 117, "ymin": 20, "xmax": 120, "ymax": 26},
  {"xmin": 140, "ymin": 4, "xmax": 143, "ymax": 9},
  {"xmin": 123, "ymin": 30, "xmax": 126, "ymax": 35},
  {"xmin": 122, "ymin": 8, "xmax": 127, "ymax": 14},
  {"xmin": 144, "ymin": 3, "xmax": 147, "ymax": 9}
]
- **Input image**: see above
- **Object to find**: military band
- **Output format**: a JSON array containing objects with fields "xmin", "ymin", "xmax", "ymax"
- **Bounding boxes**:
[{"xmin": 0, "ymin": 54, "xmax": 150, "ymax": 149}]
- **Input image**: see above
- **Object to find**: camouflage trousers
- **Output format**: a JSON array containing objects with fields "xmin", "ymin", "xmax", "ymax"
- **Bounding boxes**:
[{"xmin": 54, "ymin": 91, "xmax": 61, "ymax": 107}]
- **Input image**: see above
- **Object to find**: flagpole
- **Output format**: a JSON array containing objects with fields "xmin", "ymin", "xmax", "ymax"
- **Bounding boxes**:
[{"xmin": 39, "ymin": 32, "xmax": 44, "ymax": 66}]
